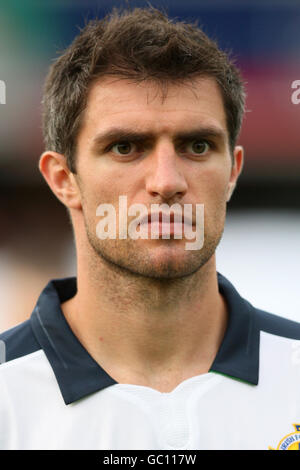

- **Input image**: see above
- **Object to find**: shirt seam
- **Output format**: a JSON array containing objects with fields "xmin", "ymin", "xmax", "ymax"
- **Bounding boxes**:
[{"xmin": 0, "ymin": 349, "xmax": 44, "ymax": 371}]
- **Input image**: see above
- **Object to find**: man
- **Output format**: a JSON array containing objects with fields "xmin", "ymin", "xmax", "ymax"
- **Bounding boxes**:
[{"xmin": 1, "ymin": 7, "xmax": 300, "ymax": 451}]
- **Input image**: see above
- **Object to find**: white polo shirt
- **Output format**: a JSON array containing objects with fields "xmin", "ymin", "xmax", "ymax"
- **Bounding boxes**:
[{"xmin": 1, "ymin": 273, "xmax": 300, "ymax": 450}]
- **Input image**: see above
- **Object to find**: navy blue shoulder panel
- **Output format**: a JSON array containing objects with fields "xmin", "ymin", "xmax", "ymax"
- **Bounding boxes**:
[
  {"xmin": 255, "ymin": 308, "xmax": 300, "ymax": 340},
  {"xmin": 0, "ymin": 319, "xmax": 41, "ymax": 364}
]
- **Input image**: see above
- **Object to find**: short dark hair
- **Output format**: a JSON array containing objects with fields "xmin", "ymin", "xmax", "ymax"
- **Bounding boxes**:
[{"xmin": 42, "ymin": 6, "xmax": 246, "ymax": 173}]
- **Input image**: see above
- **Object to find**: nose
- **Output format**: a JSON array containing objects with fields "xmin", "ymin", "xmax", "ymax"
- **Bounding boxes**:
[{"xmin": 145, "ymin": 141, "xmax": 188, "ymax": 200}]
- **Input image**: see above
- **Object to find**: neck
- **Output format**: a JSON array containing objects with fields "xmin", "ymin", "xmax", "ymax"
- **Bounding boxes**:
[{"xmin": 61, "ymin": 246, "xmax": 228, "ymax": 391}]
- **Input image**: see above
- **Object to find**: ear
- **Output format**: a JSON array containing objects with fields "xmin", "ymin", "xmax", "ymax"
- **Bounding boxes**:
[
  {"xmin": 226, "ymin": 145, "xmax": 244, "ymax": 202},
  {"xmin": 39, "ymin": 151, "xmax": 82, "ymax": 210}
]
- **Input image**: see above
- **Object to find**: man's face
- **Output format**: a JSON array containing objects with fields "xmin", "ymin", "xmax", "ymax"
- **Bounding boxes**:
[{"xmin": 73, "ymin": 76, "xmax": 242, "ymax": 279}]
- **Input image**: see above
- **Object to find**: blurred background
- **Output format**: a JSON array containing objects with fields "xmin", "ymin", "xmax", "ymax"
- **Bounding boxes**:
[{"xmin": 0, "ymin": 0, "xmax": 299, "ymax": 331}]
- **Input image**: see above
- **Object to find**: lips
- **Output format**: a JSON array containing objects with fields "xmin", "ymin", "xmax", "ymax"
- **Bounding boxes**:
[
  {"xmin": 136, "ymin": 210, "xmax": 195, "ymax": 238},
  {"xmin": 139, "ymin": 211, "xmax": 194, "ymax": 227}
]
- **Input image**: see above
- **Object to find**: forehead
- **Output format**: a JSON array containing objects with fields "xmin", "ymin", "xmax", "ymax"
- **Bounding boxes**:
[{"xmin": 80, "ymin": 76, "xmax": 227, "ymax": 138}]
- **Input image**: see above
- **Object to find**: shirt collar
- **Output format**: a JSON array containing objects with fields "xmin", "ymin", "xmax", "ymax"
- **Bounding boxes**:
[{"xmin": 30, "ymin": 273, "xmax": 259, "ymax": 405}]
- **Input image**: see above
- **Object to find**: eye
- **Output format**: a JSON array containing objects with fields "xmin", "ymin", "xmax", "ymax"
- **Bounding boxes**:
[
  {"xmin": 186, "ymin": 140, "xmax": 210, "ymax": 155},
  {"xmin": 111, "ymin": 141, "xmax": 136, "ymax": 155}
]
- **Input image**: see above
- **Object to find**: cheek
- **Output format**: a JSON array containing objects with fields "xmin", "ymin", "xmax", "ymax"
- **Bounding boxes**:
[
  {"xmin": 79, "ymin": 175, "xmax": 130, "ymax": 230},
  {"xmin": 81, "ymin": 162, "xmax": 137, "ymax": 201},
  {"xmin": 194, "ymin": 167, "xmax": 229, "ymax": 237},
  {"xmin": 80, "ymin": 169, "xmax": 114, "ymax": 202},
  {"xmin": 195, "ymin": 166, "xmax": 229, "ymax": 205},
  {"xmin": 209, "ymin": 176, "xmax": 229, "ymax": 203}
]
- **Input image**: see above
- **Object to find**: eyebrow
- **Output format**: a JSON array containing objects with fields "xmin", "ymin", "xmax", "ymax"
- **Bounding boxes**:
[{"xmin": 91, "ymin": 126, "xmax": 227, "ymax": 152}]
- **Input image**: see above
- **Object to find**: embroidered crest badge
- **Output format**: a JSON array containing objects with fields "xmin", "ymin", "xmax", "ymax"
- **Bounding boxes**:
[{"xmin": 269, "ymin": 424, "xmax": 300, "ymax": 450}]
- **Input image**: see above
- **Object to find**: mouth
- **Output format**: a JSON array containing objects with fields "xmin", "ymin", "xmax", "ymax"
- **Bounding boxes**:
[{"xmin": 138, "ymin": 211, "xmax": 195, "ymax": 237}]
